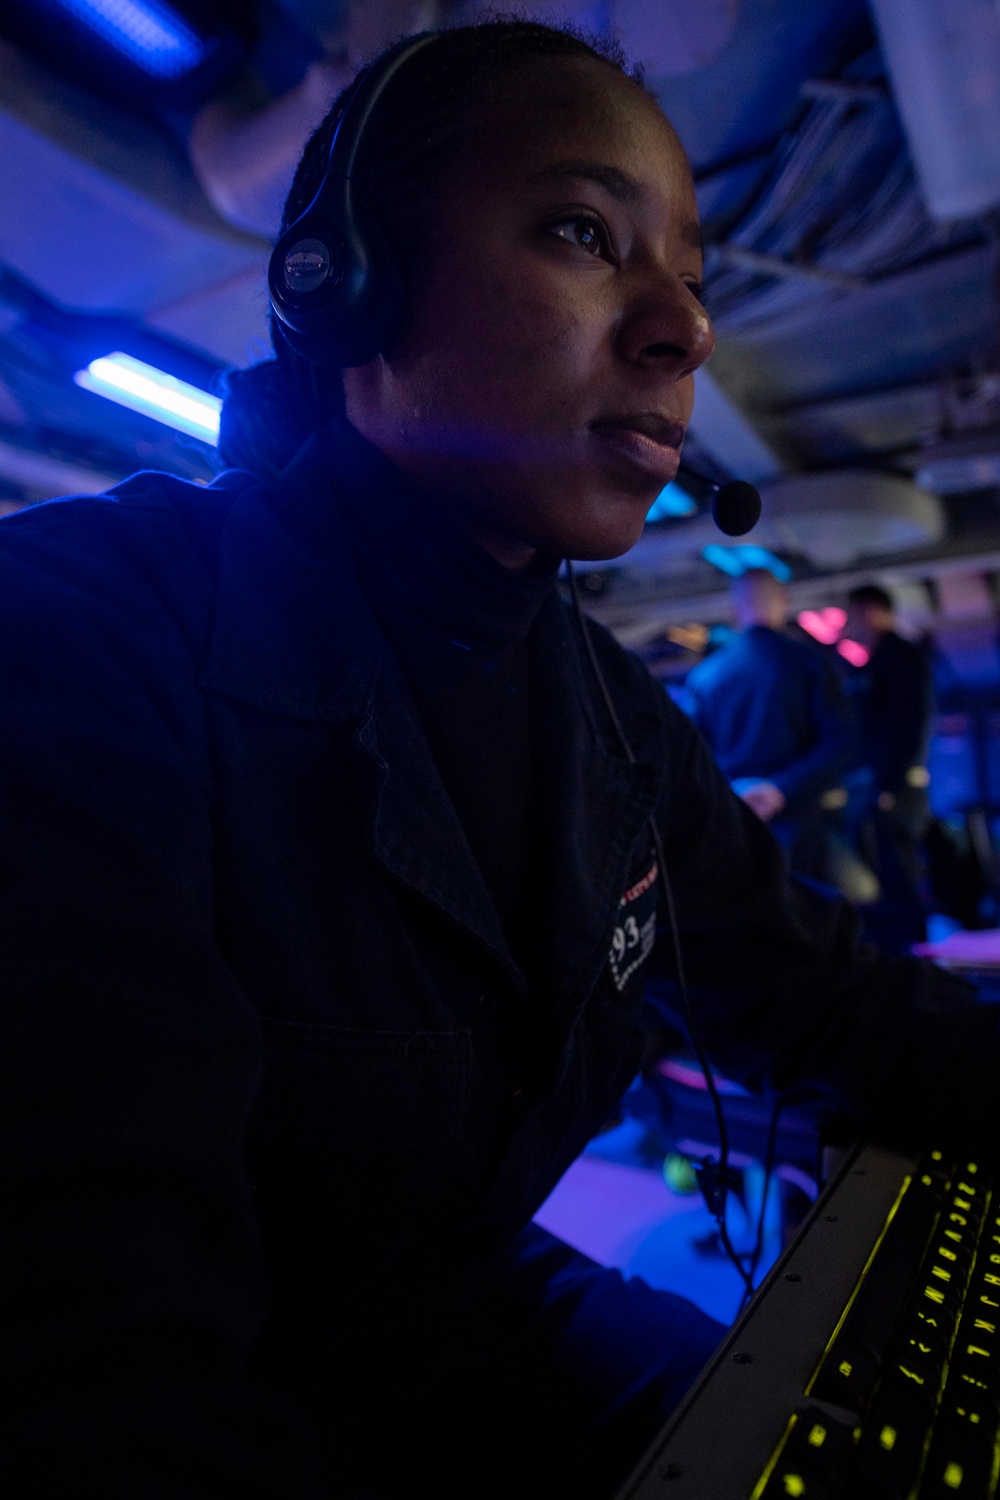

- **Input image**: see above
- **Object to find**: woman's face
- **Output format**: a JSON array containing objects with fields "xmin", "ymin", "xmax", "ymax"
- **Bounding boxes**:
[{"xmin": 343, "ymin": 55, "xmax": 714, "ymax": 567}]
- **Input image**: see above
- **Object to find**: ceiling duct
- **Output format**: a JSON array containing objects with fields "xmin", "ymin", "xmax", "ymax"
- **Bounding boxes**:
[
  {"xmin": 916, "ymin": 438, "xmax": 1000, "ymax": 496},
  {"xmin": 0, "ymin": 35, "xmax": 268, "ymax": 364},
  {"xmin": 687, "ymin": 366, "xmax": 783, "ymax": 484},
  {"xmin": 190, "ymin": 57, "xmax": 349, "ymax": 237},
  {"xmin": 617, "ymin": 470, "xmax": 946, "ymax": 573},
  {"xmin": 457, "ymin": 0, "xmax": 741, "ymax": 76},
  {"xmin": 607, "ymin": 0, "xmax": 741, "ymax": 77},
  {"xmin": 869, "ymin": 0, "xmax": 1000, "ymax": 221}
]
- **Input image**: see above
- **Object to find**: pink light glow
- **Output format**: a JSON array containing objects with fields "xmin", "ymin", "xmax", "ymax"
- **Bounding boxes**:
[
  {"xmin": 797, "ymin": 607, "xmax": 847, "ymax": 645},
  {"xmin": 656, "ymin": 1057, "xmax": 748, "ymax": 1096},
  {"xmin": 837, "ymin": 638, "xmax": 870, "ymax": 667}
]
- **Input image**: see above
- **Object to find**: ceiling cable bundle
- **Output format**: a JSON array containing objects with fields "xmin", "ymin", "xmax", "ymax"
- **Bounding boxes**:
[{"xmin": 703, "ymin": 50, "xmax": 969, "ymax": 334}]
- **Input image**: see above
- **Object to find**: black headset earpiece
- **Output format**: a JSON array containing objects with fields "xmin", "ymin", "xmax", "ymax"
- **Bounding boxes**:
[{"xmin": 268, "ymin": 31, "xmax": 440, "ymax": 370}]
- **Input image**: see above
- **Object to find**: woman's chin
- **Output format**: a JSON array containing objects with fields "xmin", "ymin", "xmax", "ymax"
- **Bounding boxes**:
[
  {"xmin": 555, "ymin": 496, "xmax": 652, "ymax": 563},
  {"xmin": 486, "ymin": 477, "xmax": 655, "ymax": 563}
]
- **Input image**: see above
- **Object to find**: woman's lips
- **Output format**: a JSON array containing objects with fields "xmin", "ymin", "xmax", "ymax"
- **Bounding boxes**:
[{"xmin": 589, "ymin": 419, "xmax": 684, "ymax": 485}]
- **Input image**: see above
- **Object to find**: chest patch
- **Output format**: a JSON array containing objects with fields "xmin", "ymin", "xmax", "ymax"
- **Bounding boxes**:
[{"xmin": 608, "ymin": 858, "xmax": 658, "ymax": 992}]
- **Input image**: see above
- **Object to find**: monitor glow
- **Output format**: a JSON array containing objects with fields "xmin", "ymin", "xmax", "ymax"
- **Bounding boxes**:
[
  {"xmin": 75, "ymin": 353, "xmax": 221, "ymax": 444},
  {"xmin": 702, "ymin": 544, "xmax": 792, "ymax": 581},
  {"xmin": 56, "ymin": 0, "xmax": 212, "ymax": 80},
  {"xmin": 702, "ymin": 544, "xmax": 743, "ymax": 577},
  {"xmin": 646, "ymin": 481, "xmax": 697, "ymax": 522}
]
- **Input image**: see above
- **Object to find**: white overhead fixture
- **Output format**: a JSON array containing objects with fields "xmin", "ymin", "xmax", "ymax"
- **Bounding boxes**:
[{"xmin": 755, "ymin": 470, "xmax": 945, "ymax": 568}]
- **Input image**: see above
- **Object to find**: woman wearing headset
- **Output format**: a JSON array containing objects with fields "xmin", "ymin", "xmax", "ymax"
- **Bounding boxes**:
[{"xmin": 0, "ymin": 20, "xmax": 990, "ymax": 1500}]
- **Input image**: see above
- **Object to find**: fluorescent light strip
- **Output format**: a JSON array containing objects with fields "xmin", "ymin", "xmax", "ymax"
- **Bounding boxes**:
[
  {"xmin": 75, "ymin": 353, "xmax": 220, "ymax": 444},
  {"xmin": 57, "ymin": 0, "xmax": 210, "ymax": 80}
]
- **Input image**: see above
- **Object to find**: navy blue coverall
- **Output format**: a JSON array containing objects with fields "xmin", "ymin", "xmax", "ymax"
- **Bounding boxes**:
[
  {"xmin": 684, "ymin": 625, "xmax": 850, "ymax": 879},
  {"xmin": 0, "ymin": 428, "xmax": 991, "ymax": 1499}
]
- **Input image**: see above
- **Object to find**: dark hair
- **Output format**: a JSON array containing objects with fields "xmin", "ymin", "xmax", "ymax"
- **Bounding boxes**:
[
  {"xmin": 847, "ymin": 583, "xmax": 894, "ymax": 612},
  {"xmin": 219, "ymin": 19, "xmax": 636, "ymax": 480}
]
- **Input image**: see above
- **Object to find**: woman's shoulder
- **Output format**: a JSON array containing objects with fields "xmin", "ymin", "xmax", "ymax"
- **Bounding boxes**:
[
  {"xmin": 1, "ymin": 467, "xmax": 247, "ymax": 566},
  {"xmin": 0, "ymin": 468, "xmax": 257, "ymax": 679},
  {"xmin": 0, "ymin": 468, "xmax": 250, "ymax": 609}
]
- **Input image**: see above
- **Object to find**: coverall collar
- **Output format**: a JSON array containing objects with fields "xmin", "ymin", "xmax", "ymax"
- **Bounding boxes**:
[
  {"xmin": 202, "ymin": 428, "xmax": 380, "ymax": 723},
  {"xmin": 202, "ymin": 426, "xmax": 666, "ymax": 998}
]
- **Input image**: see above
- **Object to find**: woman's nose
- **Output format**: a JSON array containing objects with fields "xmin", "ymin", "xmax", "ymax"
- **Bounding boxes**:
[{"xmin": 616, "ymin": 279, "xmax": 716, "ymax": 378}]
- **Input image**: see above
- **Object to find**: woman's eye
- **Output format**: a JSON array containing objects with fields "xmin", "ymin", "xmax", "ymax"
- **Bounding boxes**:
[{"xmin": 548, "ymin": 216, "xmax": 610, "ymax": 258}]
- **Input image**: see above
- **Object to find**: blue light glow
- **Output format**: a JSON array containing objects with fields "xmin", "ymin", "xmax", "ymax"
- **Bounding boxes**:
[
  {"xmin": 56, "ymin": 0, "xmax": 212, "ymax": 80},
  {"xmin": 702, "ymin": 545, "xmax": 743, "ymax": 577},
  {"xmin": 702, "ymin": 544, "xmax": 791, "ymax": 581},
  {"xmin": 646, "ymin": 481, "xmax": 697, "ymax": 522},
  {"xmin": 75, "ymin": 353, "xmax": 221, "ymax": 444}
]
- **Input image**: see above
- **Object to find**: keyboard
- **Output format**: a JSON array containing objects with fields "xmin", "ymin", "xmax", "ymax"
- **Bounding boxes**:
[{"xmin": 615, "ymin": 1142, "xmax": 1000, "ymax": 1499}]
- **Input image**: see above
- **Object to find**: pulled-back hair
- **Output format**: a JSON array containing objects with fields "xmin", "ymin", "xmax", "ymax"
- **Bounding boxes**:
[{"xmin": 219, "ymin": 19, "xmax": 635, "ymax": 480}]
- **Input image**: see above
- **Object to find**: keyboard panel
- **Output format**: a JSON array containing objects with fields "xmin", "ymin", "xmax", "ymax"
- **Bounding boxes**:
[
  {"xmin": 616, "ymin": 1145, "xmax": 1000, "ymax": 1500},
  {"xmin": 615, "ymin": 1143, "xmax": 916, "ymax": 1500}
]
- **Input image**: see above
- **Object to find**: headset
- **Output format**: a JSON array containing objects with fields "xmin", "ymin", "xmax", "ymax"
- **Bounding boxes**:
[
  {"xmin": 269, "ymin": 29, "xmax": 767, "ymax": 1294},
  {"xmin": 268, "ymin": 31, "xmax": 440, "ymax": 369}
]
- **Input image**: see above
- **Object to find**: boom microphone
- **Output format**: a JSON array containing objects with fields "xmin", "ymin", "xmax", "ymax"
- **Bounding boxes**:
[{"xmin": 711, "ymin": 479, "xmax": 762, "ymax": 537}]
